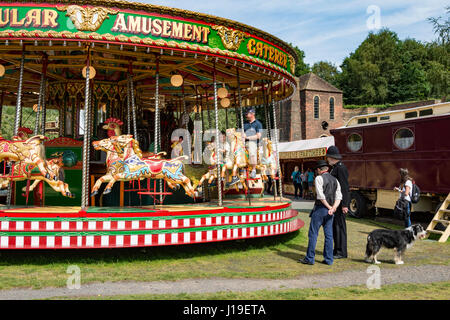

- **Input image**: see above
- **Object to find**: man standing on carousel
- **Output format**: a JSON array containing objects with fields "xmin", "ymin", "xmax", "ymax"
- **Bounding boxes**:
[{"xmin": 228, "ymin": 108, "xmax": 263, "ymax": 186}]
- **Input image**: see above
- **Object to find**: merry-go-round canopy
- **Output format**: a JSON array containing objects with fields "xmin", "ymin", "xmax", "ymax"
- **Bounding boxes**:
[{"xmin": 0, "ymin": 0, "xmax": 298, "ymax": 110}]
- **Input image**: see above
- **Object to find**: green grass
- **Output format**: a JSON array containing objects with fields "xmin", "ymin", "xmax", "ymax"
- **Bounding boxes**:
[
  {"xmin": 0, "ymin": 211, "xmax": 448, "ymax": 291},
  {"xmin": 51, "ymin": 282, "xmax": 450, "ymax": 300}
]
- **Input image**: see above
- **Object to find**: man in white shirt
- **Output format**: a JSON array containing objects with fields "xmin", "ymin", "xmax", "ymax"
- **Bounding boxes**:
[{"xmin": 299, "ymin": 160, "xmax": 342, "ymax": 265}]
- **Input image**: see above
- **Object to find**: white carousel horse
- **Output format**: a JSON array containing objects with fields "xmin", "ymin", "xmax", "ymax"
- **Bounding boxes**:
[
  {"xmin": 90, "ymin": 135, "xmax": 197, "ymax": 198},
  {"xmin": 220, "ymin": 128, "xmax": 249, "ymax": 189},
  {"xmin": 256, "ymin": 138, "xmax": 278, "ymax": 181}
]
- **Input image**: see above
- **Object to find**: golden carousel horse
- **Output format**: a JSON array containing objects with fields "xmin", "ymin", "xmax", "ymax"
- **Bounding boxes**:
[
  {"xmin": 0, "ymin": 135, "xmax": 58, "ymax": 181},
  {"xmin": 90, "ymin": 135, "xmax": 197, "ymax": 198},
  {"xmin": 0, "ymin": 152, "xmax": 74, "ymax": 198}
]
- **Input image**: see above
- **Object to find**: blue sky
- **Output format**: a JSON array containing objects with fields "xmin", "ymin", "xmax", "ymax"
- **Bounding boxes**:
[{"xmin": 140, "ymin": 0, "xmax": 445, "ymax": 68}]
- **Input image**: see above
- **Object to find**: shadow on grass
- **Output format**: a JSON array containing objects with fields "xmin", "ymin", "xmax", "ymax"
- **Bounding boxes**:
[
  {"xmin": 0, "ymin": 231, "xmax": 302, "ymax": 266},
  {"xmin": 270, "ymin": 243, "xmax": 324, "ymax": 262}
]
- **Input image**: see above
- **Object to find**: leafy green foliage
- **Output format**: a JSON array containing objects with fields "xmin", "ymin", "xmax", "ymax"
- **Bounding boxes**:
[
  {"xmin": 289, "ymin": 44, "xmax": 310, "ymax": 77},
  {"xmin": 338, "ymin": 27, "xmax": 449, "ymax": 105},
  {"xmin": 0, "ymin": 106, "xmax": 59, "ymax": 140}
]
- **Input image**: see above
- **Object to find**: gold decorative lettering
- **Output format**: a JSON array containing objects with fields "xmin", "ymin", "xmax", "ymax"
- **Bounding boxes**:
[
  {"xmin": 24, "ymin": 9, "xmax": 41, "ymax": 28},
  {"xmin": 42, "ymin": 9, "xmax": 58, "ymax": 28},
  {"xmin": 127, "ymin": 15, "xmax": 141, "ymax": 34},
  {"xmin": 192, "ymin": 25, "xmax": 203, "ymax": 42},
  {"xmin": 247, "ymin": 38, "xmax": 256, "ymax": 55},
  {"xmin": 171, "ymin": 21, "xmax": 183, "ymax": 39},
  {"xmin": 162, "ymin": 20, "xmax": 171, "ymax": 37},
  {"xmin": 0, "ymin": 9, "xmax": 10, "ymax": 28},
  {"xmin": 141, "ymin": 17, "xmax": 151, "ymax": 35},
  {"xmin": 10, "ymin": 9, "xmax": 25, "ymax": 27},
  {"xmin": 183, "ymin": 23, "xmax": 192, "ymax": 41},
  {"xmin": 112, "ymin": 13, "xmax": 127, "ymax": 32},
  {"xmin": 151, "ymin": 18, "xmax": 162, "ymax": 36}
]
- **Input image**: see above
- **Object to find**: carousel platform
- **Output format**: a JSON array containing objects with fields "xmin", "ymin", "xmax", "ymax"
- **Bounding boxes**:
[{"xmin": 0, "ymin": 198, "xmax": 304, "ymax": 249}]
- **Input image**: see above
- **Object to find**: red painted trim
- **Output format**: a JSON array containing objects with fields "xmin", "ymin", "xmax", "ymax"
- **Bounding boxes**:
[{"xmin": 0, "ymin": 202, "xmax": 291, "ymax": 218}]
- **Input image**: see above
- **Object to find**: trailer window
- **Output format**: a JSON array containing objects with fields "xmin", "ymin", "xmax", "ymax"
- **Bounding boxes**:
[
  {"xmin": 394, "ymin": 128, "xmax": 414, "ymax": 150},
  {"xmin": 379, "ymin": 115, "xmax": 390, "ymax": 121},
  {"xmin": 368, "ymin": 117, "xmax": 377, "ymax": 123},
  {"xmin": 347, "ymin": 133, "xmax": 363, "ymax": 152},
  {"xmin": 419, "ymin": 109, "xmax": 433, "ymax": 117},
  {"xmin": 357, "ymin": 118, "xmax": 367, "ymax": 124},
  {"xmin": 405, "ymin": 111, "xmax": 417, "ymax": 119}
]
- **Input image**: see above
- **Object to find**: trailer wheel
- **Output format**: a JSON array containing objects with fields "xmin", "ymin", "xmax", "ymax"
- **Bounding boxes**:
[{"xmin": 348, "ymin": 191, "xmax": 367, "ymax": 218}]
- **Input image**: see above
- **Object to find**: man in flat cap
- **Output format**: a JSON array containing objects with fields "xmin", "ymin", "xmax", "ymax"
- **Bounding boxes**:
[
  {"xmin": 299, "ymin": 160, "xmax": 342, "ymax": 265},
  {"xmin": 229, "ymin": 107, "xmax": 263, "ymax": 186},
  {"xmin": 326, "ymin": 145, "xmax": 350, "ymax": 259}
]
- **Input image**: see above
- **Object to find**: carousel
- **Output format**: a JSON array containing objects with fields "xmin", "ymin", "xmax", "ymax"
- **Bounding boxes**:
[{"xmin": 0, "ymin": 0, "xmax": 304, "ymax": 249}]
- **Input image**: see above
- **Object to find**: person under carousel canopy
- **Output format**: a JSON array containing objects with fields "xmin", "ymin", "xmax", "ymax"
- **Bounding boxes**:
[{"xmin": 228, "ymin": 107, "xmax": 263, "ymax": 186}]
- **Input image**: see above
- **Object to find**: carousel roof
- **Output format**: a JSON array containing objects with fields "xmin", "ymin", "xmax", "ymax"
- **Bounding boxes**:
[{"xmin": 0, "ymin": 1, "xmax": 298, "ymax": 111}]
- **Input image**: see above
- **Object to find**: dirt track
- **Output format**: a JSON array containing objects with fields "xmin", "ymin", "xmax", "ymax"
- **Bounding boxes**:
[{"xmin": 0, "ymin": 264, "xmax": 448, "ymax": 299}]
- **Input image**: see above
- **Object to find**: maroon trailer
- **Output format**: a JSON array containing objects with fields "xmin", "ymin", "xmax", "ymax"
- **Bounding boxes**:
[{"xmin": 331, "ymin": 102, "xmax": 450, "ymax": 218}]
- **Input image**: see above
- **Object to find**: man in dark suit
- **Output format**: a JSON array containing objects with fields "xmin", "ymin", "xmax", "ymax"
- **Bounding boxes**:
[{"xmin": 326, "ymin": 146, "xmax": 350, "ymax": 259}]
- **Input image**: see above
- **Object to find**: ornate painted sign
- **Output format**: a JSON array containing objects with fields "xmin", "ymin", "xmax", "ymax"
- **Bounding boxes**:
[
  {"xmin": 0, "ymin": 2, "xmax": 296, "ymax": 76},
  {"xmin": 279, "ymin": 148, "xmax": 327, "ymax": 160}
]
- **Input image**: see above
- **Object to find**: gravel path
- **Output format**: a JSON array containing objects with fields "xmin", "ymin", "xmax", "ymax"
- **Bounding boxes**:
[{"xmin": 1, "ymin": 264, "xmax": 449, "ymax": 299}]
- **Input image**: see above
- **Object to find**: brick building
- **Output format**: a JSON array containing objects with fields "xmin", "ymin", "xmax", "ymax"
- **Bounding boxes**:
[{"xmin": 278, "ymin": 72, "xmax": 344, "ymax": 141}]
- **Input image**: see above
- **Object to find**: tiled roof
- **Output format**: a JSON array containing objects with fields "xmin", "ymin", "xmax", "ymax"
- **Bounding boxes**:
[{"xmin": 298, "ymin": 73, "xmax": 342, "ymax": 93}]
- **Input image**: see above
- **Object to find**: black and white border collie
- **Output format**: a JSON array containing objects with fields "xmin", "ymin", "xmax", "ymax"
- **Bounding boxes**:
[{"xmin": 365, "ymin": 224, "xmax": 427, "ymax": 265}]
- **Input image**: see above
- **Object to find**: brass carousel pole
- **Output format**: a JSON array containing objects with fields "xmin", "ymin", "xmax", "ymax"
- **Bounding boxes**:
[
  {"xmin": 7, "ymin": 46, "xmax": 25, "ymax": 207},
  {"xmin": 155, "ymin": 56, "xmax": 162, "ymax": 203},
  {"xmin": 39, "ymin": 55, "xmax": 48, "ymax": 136},
  {"xmin": 13, "ymin": 47, "xmax": 25, "ymax": 137},
  {"xmin": 126, "ymin": 72, "xmax": 131, "ymax": 135},
  {"xmin": 271, "ymin": 85, "xmax": 283, "ymax": 202},
  {"xmin": 0, "ymin": 91, "xmax": 3, "ymax": 129},
  {"xmin": 181, "ymin": 83, "xmax": 191, "ymax": 162},
  {"xmin": 213, "ymin": 60, "xmax": 222, "ymax": 207},
  {"xmin": 34, "ymin": 55, "xmax": 47, "ymax": 134},
  {"xmin": 129, "ymin": 63, "xmax": 138, "ymax": 140},
  {"xmin": 81, "ymin": 46, "xmax": 92, "ymax": 210},
  {"xmin": 236, "ymin": 67, "xmax": 250, "ymax": 205}
]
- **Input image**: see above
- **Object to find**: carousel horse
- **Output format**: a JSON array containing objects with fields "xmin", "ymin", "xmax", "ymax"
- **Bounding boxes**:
[
  {"xmin": 196, "ymin": 142, "xmax": 220, "ymax": 190},
  {"xmin": 0, "ymin": 135, "xmax": 57, "ymax": 181},
  {"xmin": 256, "ymin": 138, "xmax": 277, "ymax": 181},
  {"xmin": 90, "ymin": 135, "xmax": 197, "ymax": 198},
  {"xmin": 103, "ymin": 117, "xmax": 123, "ymax": 137},
  {"xmin": 220, "ymin": 128, "xmax": 249, "ymax": 189},
  {"xmin": 0, "ymin": 152, "xmax": 74, "ymax": 198},
  {"xmin": 12, "ymin": 127, "xmax": 33, "ymax": 141}
]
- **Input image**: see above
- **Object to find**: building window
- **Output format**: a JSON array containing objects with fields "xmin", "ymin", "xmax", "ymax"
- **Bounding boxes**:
[
  {"xmin": 347, "ymin": 133, "xmax": 363, "ymax": 152},
  {"xmin": 314, "ymin": 96, "xmax": 319, "ymax": 119},
  {"xmin": 329, "ymin": 97, "xmax": 335, "ymax": 120},
  {"xmin": 394, "ymin": 128, "xmax": 414, "ymax": 150}
]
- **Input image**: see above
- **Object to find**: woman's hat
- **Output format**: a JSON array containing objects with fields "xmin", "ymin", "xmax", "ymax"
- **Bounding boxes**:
[
  {"xmin": 315, "ymin": 159, "xmax": 329, "ymax": 170},
  {"xmin": 326, "ymin": 146, "xmax": 342, "ymax": 160}
]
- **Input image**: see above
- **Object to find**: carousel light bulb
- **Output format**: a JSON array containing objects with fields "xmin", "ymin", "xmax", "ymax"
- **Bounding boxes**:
[
  {"xmin": 0, "ymin": 64, "xmax": 5, "ymax": 77},
  {"xmin": 82, "ymin": 66, "xmax": 96, "ymax": 79},
  {"xmin": 170, "ymin": 74, "xmax": 183, "ymax": 87},
  {"xmin": 217, "ymin": 87, "xmax": 228, "ymax": 99},
  {"xmin": 220, "ymin": 98, "xmax": 230, "ymax": 108}
]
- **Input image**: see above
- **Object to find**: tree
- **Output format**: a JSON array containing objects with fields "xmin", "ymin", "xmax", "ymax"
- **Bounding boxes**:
[
  {"xmin": 339, "ymin": 29, "xmax": 402, "ymax": 105},
  {"xmin": 428, "ymin": 6, "xmax": 450, "ymax": 45},
  {"xmin": 289, "ymin": 44, "xmax": 310, "ymax": 77},
  {"xmin": 311, "ymin": 61, "xmax": 339, "ymax": 87}
]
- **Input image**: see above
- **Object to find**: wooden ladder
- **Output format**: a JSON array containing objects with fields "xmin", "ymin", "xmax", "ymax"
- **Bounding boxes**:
[{"xmin": 426, "ymin": 193, "xmax": 450, "ymax": 242}]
